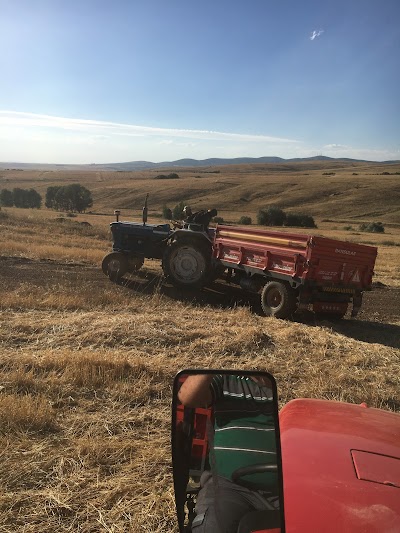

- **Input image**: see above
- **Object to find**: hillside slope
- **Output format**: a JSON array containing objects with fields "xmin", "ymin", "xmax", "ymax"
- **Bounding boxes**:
[{"xmin": 1, "ymin": 160, "xmax": 399, "ymax": 223}]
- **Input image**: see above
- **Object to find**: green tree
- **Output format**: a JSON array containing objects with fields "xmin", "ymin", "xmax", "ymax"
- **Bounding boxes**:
[
  {"xmin": 54, "ymin": 187, "xmax": 69, "ymax": 211},
  {"xmin": 257, "ymin": 209, "xmax": 268, "ymax": 225},
  {"xmin": 45, "ymin": 186, "xmax": 61, "ymax": 209},
  {"xmin": 27, "ymin": 188, "xmax": 42, "ymax": 208},
  {"xmin": 285, "ymin": 213, "xmax": 316, "ymax": 228},
  {"xmin": 172, "ymin": 201, "xmax": 186, "ymax": 220},
  {"xmin": 46, "ymin": 184, "xmax": 93, "ymax": 212},
  {"xmin": 162, "ymin": 205, "xmax": 172, "ymax": 219},
  {"xmin": 238, "ymin": 215, "xmax": 252, "ymax": 225},
  {"xmin": 257, "ymin": 206, "xmax": 286, "ymax": 226},
  {"xmin": 12, "ymin": 188, "xmax": 25, "ymax": 207},
  {"xmin": 64, "ymin": 184, "xmax": 93, "ymax": 213},
  {"xmin": 10, "ymin": 188, "xmax": 41, "ymax": 208},
  {"xmin": 0, "ymin": 189, "xmax": 13, "ymax": 207}
]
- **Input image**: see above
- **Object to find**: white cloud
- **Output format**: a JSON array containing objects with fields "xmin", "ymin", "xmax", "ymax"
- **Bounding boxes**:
[
  {"xmin": 310, "ymin": 29, "xmax": 324, "ymax": 41},
  {"xmin": 0, "ymin": 111, "xmax": 396, "ymax": 164},
  {"xmin": 323, "ymin": 143, "xmax": 349, "ymax": 149},
  {"xmin": 0, "ymin": 110, "xmax": 299, "ymax": 145}
]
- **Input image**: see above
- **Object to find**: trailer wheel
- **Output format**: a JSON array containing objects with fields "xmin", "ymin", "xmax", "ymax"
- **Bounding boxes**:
[
  {"xmin": 163, "ymin": 240, "xmax": 211, "ymax": 289},
  {"xmin": 261, "ymin": 281, "xmax": 297, "ymax": 319},
  {"xmin": 101, "ymin": 252, "xmax": 128, "ymax": 281}
]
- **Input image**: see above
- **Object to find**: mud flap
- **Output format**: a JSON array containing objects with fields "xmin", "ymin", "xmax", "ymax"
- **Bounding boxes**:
[
  {"xmin": 351, "ymin": 293, "xmax": 363, "ymax": 317},
  {"xmin": 313, "ymin": 301, "xmax": 348, "ymax": 316}
]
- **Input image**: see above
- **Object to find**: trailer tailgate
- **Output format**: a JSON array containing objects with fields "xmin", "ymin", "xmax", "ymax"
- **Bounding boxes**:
[{"xmin": 305, "ymin": 236, "xmax": 377, "ymax": 290}]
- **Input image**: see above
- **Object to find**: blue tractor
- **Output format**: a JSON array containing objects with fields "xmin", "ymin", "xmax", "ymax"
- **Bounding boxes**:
[{"xmin": 101, "ymin": 196, "xmax": 216, "ymax": 288}]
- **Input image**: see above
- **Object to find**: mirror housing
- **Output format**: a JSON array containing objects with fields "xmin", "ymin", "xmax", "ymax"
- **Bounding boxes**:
[{"xmin": 171, "ymin": 369, "xmax": 285, "ymax": 533}]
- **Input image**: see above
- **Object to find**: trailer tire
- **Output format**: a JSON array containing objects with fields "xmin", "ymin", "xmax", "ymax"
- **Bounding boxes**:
[
  {"xmin": 162, "ymin": 239, "xmax": 211, "ymax": 289},
  {"xmin": 101, "ymin": 252, "xmax": 128, "ymax": 282},
  {"xmin": 261, "ymin": 281, "xmax": 297, "ymax": 319}
]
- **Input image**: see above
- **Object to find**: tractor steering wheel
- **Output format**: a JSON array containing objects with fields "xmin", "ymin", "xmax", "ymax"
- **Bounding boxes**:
[{"xmin": 231, "ymin": 464, "xmax": 278, "ymax": 491}]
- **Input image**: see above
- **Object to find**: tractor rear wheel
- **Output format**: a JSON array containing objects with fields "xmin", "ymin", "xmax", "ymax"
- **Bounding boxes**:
[
  {"xmin": 101, "ymin": 252, "xmax": 128, "ymax": 281},
  {"xmin": 162, "ymin": 240, "xmax": 211, "ymax": 289},
  {"xmin": 261, "ymin": 281, "xmax": 297, "ymax": 319}
]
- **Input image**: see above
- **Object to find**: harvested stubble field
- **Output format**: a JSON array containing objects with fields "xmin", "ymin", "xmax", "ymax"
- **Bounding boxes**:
[{"xmin": 0, "ymin": 161, "xmax": 399, "ymax": 532}]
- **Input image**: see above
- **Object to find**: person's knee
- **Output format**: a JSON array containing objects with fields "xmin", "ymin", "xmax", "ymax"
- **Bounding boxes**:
[{"xmin": 191, "ymin": 509, "xmax": 211, "ymax": 531}]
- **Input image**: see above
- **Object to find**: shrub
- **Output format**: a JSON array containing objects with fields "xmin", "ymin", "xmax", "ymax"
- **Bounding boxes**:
[
  {"xmin": 162, "ymin": 205, "xmax": 172, "ymax": 219},
  {"xmin": 381, "ymin": 241, "xmax": 399, "ymax": 247},
  {"xmin": 154, "ymin": 173, "xmax": 179, "ymax": 180},
  {"xmin": 172, "ymin": 201, "xmax": 186, "ymax": 220},
  {"xmin": 257, "ymin": 206, "xmax": 286, "ymax": 226},
  {"xmin": 285, "ymin": 213, "xmax": 316, "ymax": 228},
  {"xmin": 238, "ymin": 216, "xmax": 252, "ymax": 225},
  {"xmin": 359, "ymin": 222, "xmax": 385, "ymax": 233},
  {"xmin": 213, "ymin": 216, "xmax": 224, "ymax": 223},
  {"xmin": 0, "ymin": 189, "xmax": 13, "ymax": 207}
]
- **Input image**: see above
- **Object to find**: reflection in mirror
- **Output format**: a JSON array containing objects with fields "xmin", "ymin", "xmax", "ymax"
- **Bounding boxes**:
[{"xmin": 172, "ymin": 370, "xmax": 284, "ymax": 533}]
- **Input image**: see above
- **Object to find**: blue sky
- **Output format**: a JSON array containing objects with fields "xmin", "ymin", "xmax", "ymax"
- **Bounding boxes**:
[{"xmin": 0, "ymin": 0, "xmax": 399, "ymax": 163}]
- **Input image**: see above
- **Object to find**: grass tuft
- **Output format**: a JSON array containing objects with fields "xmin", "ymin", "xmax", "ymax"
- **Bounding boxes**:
[{"xmin": 0, "ymin": 394, "xmax": 58, "ymax": 434}]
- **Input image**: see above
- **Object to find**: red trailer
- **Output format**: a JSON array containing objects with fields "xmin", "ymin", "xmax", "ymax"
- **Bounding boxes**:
[
  {"xmin": 210, "ymin": 225, "xmax": 377, "ymax": 319},
  {"xmin": 104, "ymin": 201, "xmax": 378, "ymax": 319}
]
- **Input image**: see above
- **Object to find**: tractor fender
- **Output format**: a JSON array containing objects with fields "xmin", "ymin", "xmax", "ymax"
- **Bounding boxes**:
[{"xmin": 167, "ymin": 228, "xmax": 213, "ymax": 247}]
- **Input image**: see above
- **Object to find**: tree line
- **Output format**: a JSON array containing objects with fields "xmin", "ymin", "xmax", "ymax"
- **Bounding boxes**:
[
  {"xmin": 0, "ymin": 184, "xmax": 93, "ymax": 213},
  {"xmin": 257, "ymin": 206, "xmax": 316, "ymax": 228},
  {"xmin": 0, "ymin": 188, "xmax": 42, "ymax": 208}
]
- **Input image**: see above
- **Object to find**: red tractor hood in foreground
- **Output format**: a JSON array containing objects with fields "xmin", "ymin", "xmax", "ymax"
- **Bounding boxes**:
[{"xmin": 280, "ymin": 399, "xmax": 400, "ymax": 533}]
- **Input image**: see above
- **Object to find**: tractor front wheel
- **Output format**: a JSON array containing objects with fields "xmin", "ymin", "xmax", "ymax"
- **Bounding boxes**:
[
  {"xmin": 162, "ymin": 240, "xmax": 211, "ymax": 289},
  {"xmin": 101, "ymin": 252, "xmax": 128, "ymax": 282},
  {"xmin": 261, "ymin": 281, "xmax": 297, "ymax": 319}
]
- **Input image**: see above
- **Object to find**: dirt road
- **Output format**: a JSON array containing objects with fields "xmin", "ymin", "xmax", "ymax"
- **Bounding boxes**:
[{"xmin": 1, "ymin": 256, "xmax": 399, "ymax": 325}]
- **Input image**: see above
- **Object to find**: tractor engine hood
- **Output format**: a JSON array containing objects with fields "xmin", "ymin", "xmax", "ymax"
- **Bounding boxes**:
[{"xmin": 279, "ymin": 399, "xmax": 400, "ymax": 533}]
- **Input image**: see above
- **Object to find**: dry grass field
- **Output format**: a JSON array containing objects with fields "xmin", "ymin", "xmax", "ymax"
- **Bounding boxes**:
[{"xmin": 0, "ymin": 160, "xmax": 399, "ymax": 532}]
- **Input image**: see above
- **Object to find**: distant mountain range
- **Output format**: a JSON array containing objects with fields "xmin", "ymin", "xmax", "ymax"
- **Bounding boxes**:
[{"xmin": 0, "ymin": 155, "xmax": 399, "ymax": 171}]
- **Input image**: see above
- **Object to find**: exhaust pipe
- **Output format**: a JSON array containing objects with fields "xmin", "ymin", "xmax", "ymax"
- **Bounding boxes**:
[{"xmin": 143, "ymin": 193, "xmax": 149, "ymax": 225}]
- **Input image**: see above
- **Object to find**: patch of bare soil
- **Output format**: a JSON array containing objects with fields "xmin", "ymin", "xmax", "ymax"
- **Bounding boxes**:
[
  {"xmin": 1, "ymin": 256, "xmax": 398, "ymax": 325},
  {"xmin": 359, "ymin": 283, "xmax": 400, "ymax": 323}
]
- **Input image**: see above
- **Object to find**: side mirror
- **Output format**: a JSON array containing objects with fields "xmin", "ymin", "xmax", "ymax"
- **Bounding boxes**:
[{"xmin": 171, "ymin": 370, "xmax": 285, "ymax": 533}]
